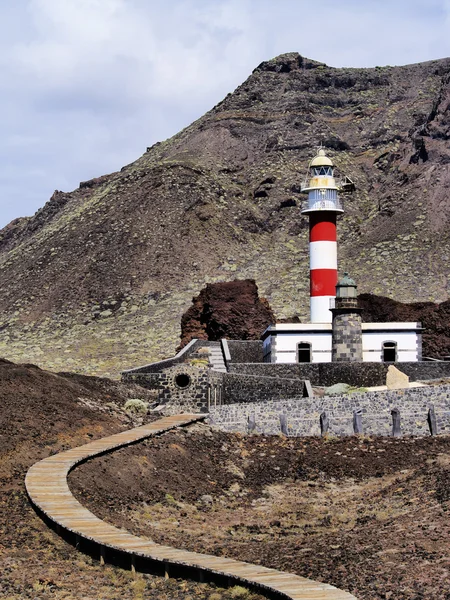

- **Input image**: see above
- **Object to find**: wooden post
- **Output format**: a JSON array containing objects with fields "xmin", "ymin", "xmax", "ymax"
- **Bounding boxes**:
[
  {"xmin": 428, "ymin": 405, "xmax": 438, "ymax": 436},
  {"xmin": 391, "ymin": 408, "xmax": 401, "ymax": 437},
  {"xmin": 353, "ymin": 409, "xmax": 363, "ymax": 435},
  {"xmin": 164, "ymin": 562, "xmax": 170, "ymax": 579},
  {"xmin": 100, "ymin": 545, "xmax": 105, "ymax": 566},
  {"xmin": 320, "ymin": 411, "xmax": 329, "ymax": 437},
  {"xmin": 131, "ymin": 555, "xmax": 136, "ymax": 576}
]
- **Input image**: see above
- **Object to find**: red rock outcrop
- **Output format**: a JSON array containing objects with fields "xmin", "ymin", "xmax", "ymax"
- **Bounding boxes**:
[{"xmin": 179, "ymin": 280, "xmax": 275, "ymax": 348}]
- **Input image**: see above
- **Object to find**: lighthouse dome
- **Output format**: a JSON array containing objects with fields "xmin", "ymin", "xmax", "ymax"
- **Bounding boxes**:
[{"xmin": 309, "ymin": 148, "xmax": 334, "ymax": 168}]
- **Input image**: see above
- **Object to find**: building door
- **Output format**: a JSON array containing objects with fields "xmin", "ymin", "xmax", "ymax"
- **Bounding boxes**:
[
  {"xmin": 382, "ymin": 341, "xmax": 397, "ymax": 362},
  {"xmin": 298, "ymin": 342, "xmax": 312, "ymax": 363}
]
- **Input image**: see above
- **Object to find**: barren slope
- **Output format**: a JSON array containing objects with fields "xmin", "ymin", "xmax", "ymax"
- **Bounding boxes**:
[
  {"xmin": 1, "ymin": 53, "xmax": 450, "ymax": 375},
  {"xmin": 71, "ymin": 423, "xmax": 450, "ymax": 600}
]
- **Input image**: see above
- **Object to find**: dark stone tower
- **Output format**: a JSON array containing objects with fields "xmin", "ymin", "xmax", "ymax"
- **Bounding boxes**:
[{"xmin": 331, "ymin": 273, "xmax": 362, "ymax": 362}]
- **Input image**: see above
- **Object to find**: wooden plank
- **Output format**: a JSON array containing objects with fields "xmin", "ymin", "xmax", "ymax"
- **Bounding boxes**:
[{"xmin": 26, "ymin": 413, "xmax": 357, "ymax": 600}]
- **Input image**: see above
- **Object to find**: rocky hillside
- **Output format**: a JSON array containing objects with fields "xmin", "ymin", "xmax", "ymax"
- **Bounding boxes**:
[{"xmin": 1, "ymin": 53, "xmax": 450, "ymax": 376}]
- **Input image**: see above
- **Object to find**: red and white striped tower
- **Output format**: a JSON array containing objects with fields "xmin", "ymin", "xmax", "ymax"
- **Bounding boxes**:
[{"xmin": 301, "ymin": 149, "xmax": 344, "ymax": 323}]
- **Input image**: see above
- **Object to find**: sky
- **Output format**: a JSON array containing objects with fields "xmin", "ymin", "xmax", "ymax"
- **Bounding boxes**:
[{"xmin": 0, "ymin": 0, "xmax": 449, "ymax": 228}]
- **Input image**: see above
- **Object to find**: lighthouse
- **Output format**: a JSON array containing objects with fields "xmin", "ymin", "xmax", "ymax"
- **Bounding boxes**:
[
  {"xmin": 301, "ymin": 149, "xmax": 344, "ymax": 323},
  {"xmin": 261, "ymin": 147, "xmax": 422, "ymax": 365}
]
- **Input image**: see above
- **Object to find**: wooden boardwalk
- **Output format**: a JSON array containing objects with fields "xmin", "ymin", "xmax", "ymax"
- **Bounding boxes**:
[{"xmin": 26, "ymin": 414, "xmax": 357, "ymax": 600}]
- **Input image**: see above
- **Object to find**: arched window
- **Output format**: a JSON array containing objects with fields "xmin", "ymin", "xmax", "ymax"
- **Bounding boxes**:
[
  {"xmin": 298, "ymin": 342, "xmax": 312, "ymax": 363},
  {"xmin": 382, "ymin": 341, "xmax": 397, "ymax": 362}
]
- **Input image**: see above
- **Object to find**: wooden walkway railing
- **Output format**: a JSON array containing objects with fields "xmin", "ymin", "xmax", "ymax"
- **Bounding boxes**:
[{"xmin": 26, "ymin": 414, "xmax": 357, "ymax": 600}]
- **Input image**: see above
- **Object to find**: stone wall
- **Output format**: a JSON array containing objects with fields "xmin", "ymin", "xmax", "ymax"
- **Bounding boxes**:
[
  {"xmin": 209, "ymin": 384, "xmax": 450, "ymax": 437},
  {"xmin": 123, "ymin": 364, "xmax": 223, "ymax": 414},
  {"xmin": 221, "ymin": 373, "xmax": 305, "ymax": 405},
  {"xmin": 332, "ymin": 312, "xmax": 363, "ymax": 362},
  {"xmin": 125, "ymin": 368, "xmax": 306, "ymax": 411},
  {"xmin": 225, "ymin": 340, "xmax": 264, "ymax": 364},
  {"xmin": 227, "ymin": 361, "xmax": 450, "ymax": 387},
  {"xmin": 122, "ymin": 339, "xmax": 217, "ymax": 375}
]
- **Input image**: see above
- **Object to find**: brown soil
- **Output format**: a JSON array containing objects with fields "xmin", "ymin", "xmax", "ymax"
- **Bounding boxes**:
[
  {"xmin": 71, "ymin": 423, "xmax": 450, "ymax": 600},
  {"xmin": 1, "ymin": 359, "xmax": 262, "ymax": 600}
]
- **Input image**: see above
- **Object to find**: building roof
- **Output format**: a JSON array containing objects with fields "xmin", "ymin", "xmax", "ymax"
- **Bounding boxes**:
[{"xmin": 337, "ymin": 272, "xmax": 357, "ymax": 287}]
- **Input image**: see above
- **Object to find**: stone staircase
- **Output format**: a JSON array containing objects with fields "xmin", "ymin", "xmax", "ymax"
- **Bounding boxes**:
[{"xmin": 208, "ymin": 342, "xmax": 227, "ymax": 372}]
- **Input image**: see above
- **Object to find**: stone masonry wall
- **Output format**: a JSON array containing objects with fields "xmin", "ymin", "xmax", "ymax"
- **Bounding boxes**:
[
  {"xmin": 209, "ymin": 384, "xmax": 450, "ymax": 437},
  {"xmin": 227, "ymin": 361, "xmax": 450, "ymax": 386},
  {"xmin": 124, "ymin": 364, "xmax": 222, "ymax": 414},
  {"xmin": 226, "ymin": 340, "xmax": 264, "ymax": 364},
  {"xmin": 332, "ymin": 312, "xmax": 363, "ymax": 362},
  {"xmin": 221, "ymin": 372, "xmax": 305, "ymax": 405}
]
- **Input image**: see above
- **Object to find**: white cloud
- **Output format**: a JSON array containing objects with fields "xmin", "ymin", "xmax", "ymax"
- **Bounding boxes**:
[{"xmin": 0, "ymin": 0, "xmax": 449, "ymax": 226}]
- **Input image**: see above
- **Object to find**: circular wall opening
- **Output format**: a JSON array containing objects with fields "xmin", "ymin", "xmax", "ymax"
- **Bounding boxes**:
[{"xmin": 175, "ymin": 373, "xmax": 191, "ymax": 389}]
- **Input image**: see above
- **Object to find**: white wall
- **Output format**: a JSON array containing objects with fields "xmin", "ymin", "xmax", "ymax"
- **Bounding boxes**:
[
  {"xmin": 274, "ymin": 331, "xmax": 332, "ymax": 363},
  {"xmin": 264, "ymin": 322, "xmax": 420, "ymax": 364},
  {"xmin": 362, "ymin": 331, "xmax": 419, "ymax": 362}
]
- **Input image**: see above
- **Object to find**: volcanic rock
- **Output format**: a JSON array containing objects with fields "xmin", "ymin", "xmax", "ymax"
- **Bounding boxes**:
[{"xmin": 179, "ymin": 279, "xmax": 275, "ymax": 348}]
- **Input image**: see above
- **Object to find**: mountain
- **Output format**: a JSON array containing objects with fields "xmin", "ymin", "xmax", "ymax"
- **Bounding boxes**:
[{"xmin": 1, "ymin": 52, "xmax": 450, "ymax": 376}]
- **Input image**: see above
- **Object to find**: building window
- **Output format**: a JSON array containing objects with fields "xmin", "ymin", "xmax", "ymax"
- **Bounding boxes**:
[
  {"xmin": 310, "ymin": 189, "xmax": 337, "ymax": 201},
  {"xmin": 313, "ymin": 166, "xmax": 333, "ymax": 176},
  {"xmin": 298, "ymin": 342, "xmax": 312, "ymax": 363},
  {"xmin": 382, "ymin": 341, "xmax": 397, "ymax": 362},
  {"xmin": 175, "ymin": 373, "xmax": 191, "ymax": 388}
]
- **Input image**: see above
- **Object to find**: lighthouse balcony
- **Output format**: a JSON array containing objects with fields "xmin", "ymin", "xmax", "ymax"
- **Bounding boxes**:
[
  {"xmin": 301, "ymin": 197, "xmax": 344, "ymax": 214},
  {"xmin": 301, "ymin": 178, "xmax": 352, "ymax": 193}
]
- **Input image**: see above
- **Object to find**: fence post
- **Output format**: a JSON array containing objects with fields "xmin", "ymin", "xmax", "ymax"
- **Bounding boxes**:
[
  {"xmin": 391, "ymin": 408, "xmax": 401, "ymax": 437},
  {"xmin": 353, "ymin": 409, "xmax": 363, "ymax": 435},
  {"xmin": 280, "ymin": 413, "xmax": 288, "ymax": 436},
  {"xmin": 428, "ymin": 405, "xmax": 438, "ymax": 436},
  {"xmin": 247, "ymin": 414, "xmax": 256, "ymax": 434},
  {"xmin": 320, "ymin": 411, "xmax": 329, "ymax": 437}
]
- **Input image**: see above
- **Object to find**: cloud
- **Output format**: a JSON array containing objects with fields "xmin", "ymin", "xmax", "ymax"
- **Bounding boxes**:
[{"xmin": 0, "ymin": 0, "xmax": 449, "ymax": 227}]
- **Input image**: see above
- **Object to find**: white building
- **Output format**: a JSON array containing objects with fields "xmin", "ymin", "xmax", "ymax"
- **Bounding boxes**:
[{"xmin": 262, "ymin": 322, "xmax": 422, "ymax": 364}]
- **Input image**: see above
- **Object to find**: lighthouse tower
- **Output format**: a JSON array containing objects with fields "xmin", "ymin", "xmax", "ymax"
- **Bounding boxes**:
[{"xmin": 301, "ymin": 149, "xmax": 344, "ymax": 323}]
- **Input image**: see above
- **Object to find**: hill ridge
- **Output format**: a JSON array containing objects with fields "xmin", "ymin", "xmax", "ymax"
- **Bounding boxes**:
[{"xmin": 0, "ymin": 52, "xmax": 450, "ymax": 375}]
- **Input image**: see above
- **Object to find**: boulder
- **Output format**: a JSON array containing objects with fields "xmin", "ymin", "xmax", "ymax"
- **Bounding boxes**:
[
  {"xmin": 324, "ymin": 383, "xmax": 351, "ymax": 396},
  {"xmin": 386, "ymin": 365, "xmax": 409, "ymax": 389},
  {"xmin": 179, "ymin": 279, "xmax": 275, "ymax": 349}
]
